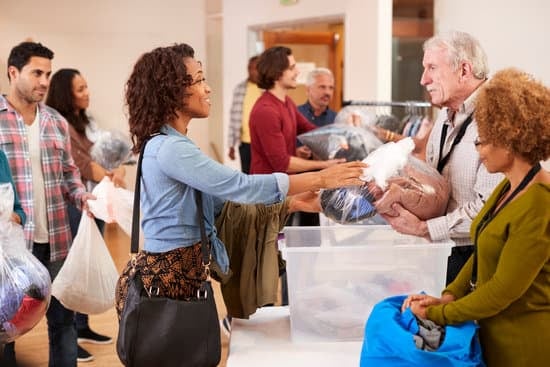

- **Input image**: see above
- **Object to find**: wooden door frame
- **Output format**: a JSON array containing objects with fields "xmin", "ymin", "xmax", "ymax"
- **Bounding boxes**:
[{"xmin": 263, "ymin": 30, "xmax": 342, "ymax": 111}]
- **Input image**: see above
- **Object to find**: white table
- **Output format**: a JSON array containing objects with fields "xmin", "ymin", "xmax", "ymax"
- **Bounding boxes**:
[{"xmin": 227, "ymin": 306, "xmax": 363, "ymax": 366}]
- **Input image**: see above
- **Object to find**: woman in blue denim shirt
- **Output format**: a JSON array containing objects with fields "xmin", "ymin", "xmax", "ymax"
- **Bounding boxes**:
[{"xmin": 115, "ymin": 43, "xmax": 365, "ymax": 317}]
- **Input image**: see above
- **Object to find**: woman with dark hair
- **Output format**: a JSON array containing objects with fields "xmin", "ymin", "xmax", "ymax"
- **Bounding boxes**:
[
  {"xmin": 46, "ymin": 69, "xmax": 121, "ymax": 362},
  {"xmin": 114, "ymin": 43, "xmax": 366, "ymax": 343},
  {"xmin": 402, "ymin": 68, "xmax": 550, "ymax": 366}
]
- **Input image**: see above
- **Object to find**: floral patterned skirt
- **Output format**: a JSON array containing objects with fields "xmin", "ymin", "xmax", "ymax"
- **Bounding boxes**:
[{"xmin": 115, "ymin": 243, "xmax": 206, "ymax": 319}]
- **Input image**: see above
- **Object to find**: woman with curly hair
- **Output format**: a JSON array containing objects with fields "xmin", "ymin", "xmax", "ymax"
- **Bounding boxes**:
[
  {"xmin": 46, "ymin": 68, "xmax": 121, "ymax": 362},
  {"xmin": 402, "ymin": 68, "xmax": 550, "ymax": 366},
  {"xmin": 114, "ymin": 43, "xmax": 366, "ymax": 359}
]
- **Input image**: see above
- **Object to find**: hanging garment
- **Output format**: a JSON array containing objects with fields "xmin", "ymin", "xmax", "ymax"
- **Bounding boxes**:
[{"xmin": 215, "ymin": 200, "xmax": 290, "ymax": 319}]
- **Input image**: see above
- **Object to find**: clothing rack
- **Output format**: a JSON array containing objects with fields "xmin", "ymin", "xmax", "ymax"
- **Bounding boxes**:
[{"xmin": 342, "ymin": 100, "xmax": 431, "ymax": 108}]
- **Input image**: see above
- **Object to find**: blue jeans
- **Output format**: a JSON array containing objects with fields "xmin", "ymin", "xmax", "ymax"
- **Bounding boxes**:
[
  {"xmin": 33, "ymin": 243, "xmax": 77, "ymax": 367},
  {"xmin": 67, "ymin": 203, "xmax": 105, "ymax": 332}
]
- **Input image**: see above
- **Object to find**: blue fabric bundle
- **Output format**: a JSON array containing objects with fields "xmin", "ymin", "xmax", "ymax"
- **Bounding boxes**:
[
  {"xmin": 320, "ymin": 185, "xmax": 378, "ymax": 223},
  {"xmin": 360, "ymin": 295, "xmax": 485, "ymax": 367}
]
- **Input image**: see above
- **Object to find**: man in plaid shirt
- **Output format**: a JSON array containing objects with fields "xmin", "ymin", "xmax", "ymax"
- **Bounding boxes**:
[{"xmin": 0, "ymin": 41, "xmax": 93, "ymax": 367}]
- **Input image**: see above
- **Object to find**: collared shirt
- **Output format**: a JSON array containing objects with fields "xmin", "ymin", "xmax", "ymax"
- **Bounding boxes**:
[
  {"xmin": 140, "ymin": 124, "xmax": 289, "ymax": 273},
  {"xmin": 297, "ymin": 101, "xmax": 337, "ymax": 127},
  {"xmin": 424, "ymin": 89, "xmax": 503, "ymax": 245},
  {"xmin": 249, "ymin": 91, "xmax": 317, "ymax": 174},
  {"xmin": 228, "ymin": 79, "xmax": 247, "ymax": 148},
  {"xmin": 0, "ymin": 95, "xmax": 86, "ymax": 261}
]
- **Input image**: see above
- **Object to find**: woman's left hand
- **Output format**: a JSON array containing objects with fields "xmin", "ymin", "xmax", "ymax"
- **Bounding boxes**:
[
  {"xmin": 109, "ymin": 166, "xmax": 127, "ymax": 188},
  {"xmin": 402, "ymin": 294, "xmax": 442, "ymax": 311},
  {"xmin": 288, "ymin": 191, "xmax": 321, "ymax": 213},
  {"xmin": 409, "ymin": 300, "xmax": 429, "ymax": 319}
]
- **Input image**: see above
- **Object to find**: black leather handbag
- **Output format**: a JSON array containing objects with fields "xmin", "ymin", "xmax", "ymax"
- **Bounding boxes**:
[{"xmin": 116, "ymin": 137, "xmax": 221, "ymax": 367}]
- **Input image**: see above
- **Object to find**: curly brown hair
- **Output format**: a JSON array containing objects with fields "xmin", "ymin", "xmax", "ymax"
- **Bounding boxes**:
[
  {"xmin": 126, "ymin": 43, "xmax": 195, "ymax": 154},
  {"xmin": 475, "ymin": 68, "xmax": 550, "ymax": 165}
]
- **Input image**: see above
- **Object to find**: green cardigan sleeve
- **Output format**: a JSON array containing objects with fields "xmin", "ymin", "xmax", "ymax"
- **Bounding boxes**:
[
  {"xmin": 0, "ymin": 150, "xmax": 26, "ymax": 225},
  {"xmin": 427, "ymin": 184, "xmax": 550, "ymax": 325}
]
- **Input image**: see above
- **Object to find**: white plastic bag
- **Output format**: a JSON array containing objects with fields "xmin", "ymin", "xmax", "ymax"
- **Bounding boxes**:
[
  {"xmin": 87, "ymin": 177, "xmax": 134, "ymax": 236},
  {"xmin": 51, "ymin": 212, "xmax": 119, "ymax": 314}
]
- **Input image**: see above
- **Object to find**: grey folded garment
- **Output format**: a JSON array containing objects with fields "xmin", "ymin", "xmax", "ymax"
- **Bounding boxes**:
[
  {"xmin": 413, "ymin": 316, "xmax": 446, "ymax": 351},
  {"xmin": 297, "ymin": 124, "xmax": 382, "ymax": 161}
]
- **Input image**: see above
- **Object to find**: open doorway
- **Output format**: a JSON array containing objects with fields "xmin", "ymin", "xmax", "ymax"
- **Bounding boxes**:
[{"xmin": 248, "ymin": 17, "xmax": 345, "ymax": 111}]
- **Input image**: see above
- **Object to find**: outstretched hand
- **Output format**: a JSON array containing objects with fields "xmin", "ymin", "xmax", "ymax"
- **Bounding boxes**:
[{"xmin": 319, "ymin": 161, "xmax": 368, "ymax": 189}]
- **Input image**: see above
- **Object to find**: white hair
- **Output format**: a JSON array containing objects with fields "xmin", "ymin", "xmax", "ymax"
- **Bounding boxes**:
[
  {"xmin": 423, "ymin": 30, "xmax": 489, "ymax": 80},
  {"xmin": 305, "ymin": 67, "xmax": 334, "ymax": 86}
]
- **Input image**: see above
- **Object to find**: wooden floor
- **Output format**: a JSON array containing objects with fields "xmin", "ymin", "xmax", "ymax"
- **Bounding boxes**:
[{"xmin": 11, "ymin": 223, "xmax": 230, "ymax": 367}]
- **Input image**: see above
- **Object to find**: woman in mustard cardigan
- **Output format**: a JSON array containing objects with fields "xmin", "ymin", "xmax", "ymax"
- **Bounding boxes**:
[{"xmin": 402, "ymin": 68, "xmax": 550, "ymax": 366}]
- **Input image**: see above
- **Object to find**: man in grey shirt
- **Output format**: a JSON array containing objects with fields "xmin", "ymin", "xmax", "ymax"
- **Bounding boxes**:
[{"xmin": 381, "ymin": 31, "xmax": 503, "ymax": 284}]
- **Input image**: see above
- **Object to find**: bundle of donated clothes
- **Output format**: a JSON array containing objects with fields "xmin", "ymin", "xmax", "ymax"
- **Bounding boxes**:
[
  {"xmin": 0, "ymin": 183, "xmax": 51, "ymax": 343},
  {"xmin": 298, "ymin": 123, "xmax": 450, "ymax": 224}
]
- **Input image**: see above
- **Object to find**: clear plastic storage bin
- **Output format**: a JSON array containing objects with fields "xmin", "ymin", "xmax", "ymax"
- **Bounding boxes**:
[{"xmin": 281, "ymin": 225, "xmax": 453, "ymax": 342}]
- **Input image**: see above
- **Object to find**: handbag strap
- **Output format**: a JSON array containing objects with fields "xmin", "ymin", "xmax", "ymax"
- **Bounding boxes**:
[
  {"xmin": 130, "ymin": 136, "xmax": 211, "ymax": 269},
  {"xmin": 195, "ymin": 191, "xmax": 211, "ymax": 268}
]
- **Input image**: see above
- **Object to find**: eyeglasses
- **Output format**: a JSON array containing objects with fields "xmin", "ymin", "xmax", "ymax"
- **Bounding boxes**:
[
  {"xmin": 190, "ymin": 77, "xmax": 207, "ymax": 86},
  {"xmin": 473, "ymin": 137, "xmax": 486, "ymax": 147}
]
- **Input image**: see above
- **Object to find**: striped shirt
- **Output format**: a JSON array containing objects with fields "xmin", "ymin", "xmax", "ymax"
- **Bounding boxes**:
[
  {"xmin": 227, "ymin": 79, "xmax": 248, "ymax": 148},
  {"xmin": 425, "ymin": 90, "xmax": 503, "ymax": 245},
  {"xmin": 0, "ymin": 95, "xmax": 86, "ymax": 261}
]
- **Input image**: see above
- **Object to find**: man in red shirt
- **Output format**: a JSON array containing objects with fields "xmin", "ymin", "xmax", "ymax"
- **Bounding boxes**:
[{"xmin": 249, "ymin": 46, "xmax": 343, "ymax": 174}]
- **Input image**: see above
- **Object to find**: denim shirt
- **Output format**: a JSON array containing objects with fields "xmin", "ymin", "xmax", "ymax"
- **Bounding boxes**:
[{"xmin": 140, "ymin": 125, "xmax": 289, "ymax": 273}]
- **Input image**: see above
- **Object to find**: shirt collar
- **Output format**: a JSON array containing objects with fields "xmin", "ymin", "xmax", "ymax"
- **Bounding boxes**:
[
  {"xmin": 446, "ymin": 82, "xmax": 484, "ymax": 126},
  {"xmin": 0, "ymin": 94, "xmax": 47, "ymax": 116},
  {"xmin": 304, "ymin": 100, "xmax": 329, "ymax": 117},
  {"xmin": 0, "ymin": 95, "xmax": 10, "ymax": 112}
]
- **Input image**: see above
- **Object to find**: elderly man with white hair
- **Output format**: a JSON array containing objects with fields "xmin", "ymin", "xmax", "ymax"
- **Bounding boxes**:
[
  {"xmin": 297, "ymin": 67, "xmax": 337, "ymax": 127},
  {"xmin": 380, "ymin": 30, "xmax": 503, "ymax": 285}
]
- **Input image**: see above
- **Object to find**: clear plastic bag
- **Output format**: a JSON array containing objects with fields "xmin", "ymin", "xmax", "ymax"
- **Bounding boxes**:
[
  {"xmin": 51, "ymin": 212, "xmax": 119, "ymax": 314},
  {"xmin": 297, "ymin": 123, "xmax": 382, "ymax": 162},
  {"xmin": 321, "ymin": 138, "xmax": 449, "ymax": 224},
  {"xmin": 87, "ymin": 177, "xmax": 134, "ymax": 237},
  {"xmin": 90, "ymin": 130, "xmax": 133, "ymax": 170},
  {"xmin": 1, "ymin": 184, "xmax": 51, "ymax": 343}
]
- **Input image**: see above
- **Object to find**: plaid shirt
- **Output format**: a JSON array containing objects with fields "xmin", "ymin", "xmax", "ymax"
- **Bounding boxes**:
[
  {"xmin": 0, "ymin": 95, "xmax": 86, "ymax": 261},
  {"xmin": 227, "ymin": 79, "xmax": 247, "ymax": 148}
]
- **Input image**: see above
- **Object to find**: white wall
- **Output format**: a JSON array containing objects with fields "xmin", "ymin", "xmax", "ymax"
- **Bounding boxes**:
[
  {"xmin": 1, "ymin": 0, "xmax": 548, "ymax": 169},
  {"xmin": 435, "ymin": 0, "xmax": 550, "ymax": 84},
  {"xmin": 0, "ymin": 0, "xmax": 209, "ymax": 153},
  {"xmin": 222, "ymin": 0, "xmax": 393, "ymax": 167}
]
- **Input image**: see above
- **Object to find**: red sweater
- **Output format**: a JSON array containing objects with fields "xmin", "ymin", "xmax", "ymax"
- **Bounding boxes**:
[{"xmin": 249, "ymin": 91, "xmax": 316, "ymax": 174}]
